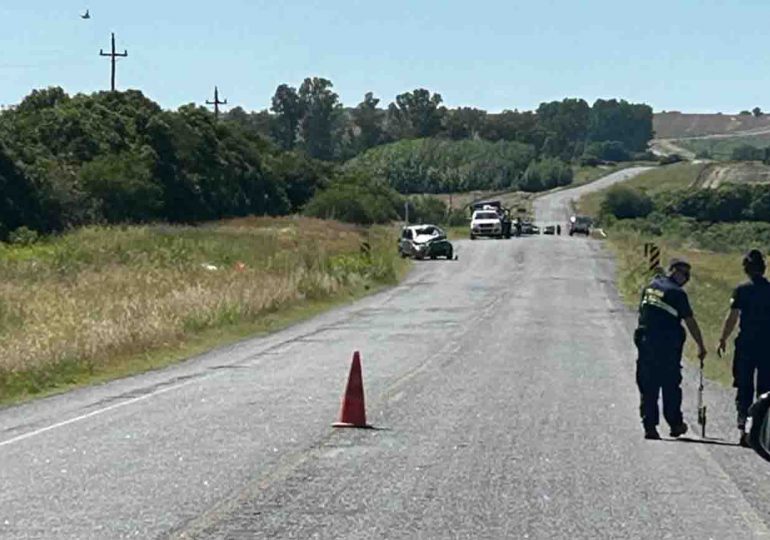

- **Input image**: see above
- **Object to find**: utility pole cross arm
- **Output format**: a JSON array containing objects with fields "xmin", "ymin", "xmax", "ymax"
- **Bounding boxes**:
[{"xmin": 98, "ymin": 33, "xmax": 128, "ymax": 92}]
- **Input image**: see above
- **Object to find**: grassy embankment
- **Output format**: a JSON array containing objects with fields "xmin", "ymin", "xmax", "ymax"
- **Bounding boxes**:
[
  {"xmin": 677, "ymin": 133, "xmax": 770, "ymax": 160},
  {"xmin": 579, "ymin": 163, "xmax": 755, "ymax": 385},
  {"xmin": 0, "ymin": 217, "xmax": 407, "ymax": 405}
]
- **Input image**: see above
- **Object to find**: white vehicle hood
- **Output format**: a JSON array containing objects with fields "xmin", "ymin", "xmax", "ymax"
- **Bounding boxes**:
[
  {"xmin": 471, "ymin": 218, "xmax": 501, "ymax": 226},
  {"xmin": 413, "ymin": 233, "xmax": 440, "ymax": 244}
]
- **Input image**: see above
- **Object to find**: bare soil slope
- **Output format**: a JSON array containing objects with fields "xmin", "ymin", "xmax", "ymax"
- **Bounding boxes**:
[
  {"xmin": 654, "ymin": 112, "xmax": 770, "ymax": 138},
  {"xmin": 694, "ymin": 161, "xmax": 770, "ymax": 188}
]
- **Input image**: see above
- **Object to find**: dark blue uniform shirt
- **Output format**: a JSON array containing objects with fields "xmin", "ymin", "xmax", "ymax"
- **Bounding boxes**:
[
  {"xmin": 732, "ymin": 277, "xmax": 770, "ymax": 346},
  {"xmin": 638, "ymin": 275, "xmax": 693, "ymax": 344}
]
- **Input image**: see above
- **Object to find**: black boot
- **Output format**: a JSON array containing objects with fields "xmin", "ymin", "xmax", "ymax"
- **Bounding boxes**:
[
  {"xmin": 644, "ymin": 427, "xmax": 661, "ymax": 440},
  {"xmin": 669, "ymin": 422, "xmax": 688, "ymax": 438},
  {"xmin": 739, "ymin": 431, "xmax": 751, "ymax": 448}
]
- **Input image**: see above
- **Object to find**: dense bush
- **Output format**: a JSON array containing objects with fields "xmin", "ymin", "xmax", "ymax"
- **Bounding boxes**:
[
  {"xmin": 0, "ymin": 88, "xmax": 330, "ymax": 233},
  {"xmin": 520, "ymin": 158, "xmax": 573, "ymax": 192},
  {"xmin": 0, "ymin": 143, "xmax": 43, "ymax": 241},
  {"xmin": 610, "ymin": 216, "xmax": 770, "ymax": 254},
  {"xmin": 731, "ymin": 145, "xmax": 764, "ymax": 161},
  {"xmin": 406, "ymin": 196, "xmax": 448, "ymax": 225},
  {"xmin": 656, "ymin": 184, "xmax": 766, "ymax": 222},
  {"xmin": 584, "ymin": 140, "xmax": 631, "ymax": 162},
  {"xmin": 600, "ymin": 185, "xmax": 653, "ymax": 219},
  {"xmin": 304, "ymin": 173, "xmax": 402, "ymax": 224},
  {"xmin": 658, "ymin": 154, "xmax": 683, "ymax": 165}
]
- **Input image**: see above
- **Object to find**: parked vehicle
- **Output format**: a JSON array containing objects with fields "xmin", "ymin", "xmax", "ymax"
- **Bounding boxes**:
[
  {"xmin": 470, "ymin": 209, "xmax": 503, "ymax": 239},
  {"xmin": 470, "ymin": 200, "xmax": 511, "ymax": 239},
  {"xmin": 398, "ymin": 225, "xmax": 454, "ymax": 260},
  {"xmin": 544, "ymin": 225, "xmax": 556, "ymax": 235},
  {"xmin": 521, "ymin": 220, "xmax": 540, "ymax": 235},
  {"xmin": 569, "ymin": 215, "xmax": 592, "ymax": 236}
]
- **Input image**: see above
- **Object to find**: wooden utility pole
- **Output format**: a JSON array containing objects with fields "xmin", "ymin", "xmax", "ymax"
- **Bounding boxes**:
[
  {"xmin": 99, "ymin": 33, "xmax": 128, "ymax": 92},
  {"xmin": 206, "ymin": 86, "xmax": 228, "ymax": 119}
]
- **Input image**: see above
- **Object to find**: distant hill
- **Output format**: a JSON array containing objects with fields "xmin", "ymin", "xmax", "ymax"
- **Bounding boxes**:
[{"xmin": 654, "ymin": 112, "xmax": 770, "ymax": 138}]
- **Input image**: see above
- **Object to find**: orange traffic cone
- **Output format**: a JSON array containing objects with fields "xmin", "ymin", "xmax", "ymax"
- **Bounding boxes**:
[{"xmin": 333, "ymin": 351, "xmax": 371, "ymax": 428}]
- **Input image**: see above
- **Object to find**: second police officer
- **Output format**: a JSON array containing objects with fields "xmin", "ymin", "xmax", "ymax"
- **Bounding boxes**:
[{"xmin": 718, "ymin": 250, "xmax": 770, "ymax": 447}]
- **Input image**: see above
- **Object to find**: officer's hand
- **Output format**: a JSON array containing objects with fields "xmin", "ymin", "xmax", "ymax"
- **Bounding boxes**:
[
  {"xmin": 697, "ymin": 346, "xmax": 707, "ymax": 361},
  {"xmin": 717, "ymin": 339, "xmax": 726, "ymax": 358}
]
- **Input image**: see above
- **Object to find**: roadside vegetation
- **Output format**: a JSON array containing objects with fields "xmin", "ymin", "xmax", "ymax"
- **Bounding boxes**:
[
  {"xmin": 0, "ymin": 85, "xmax": 655, "ymax": 237},
  {"xmin": 578, "ymin": 163, "xmax": 770, "ymax": 384},
  {"xmin": 0, "ymin": 218, "xmax": 406, "ymax": 404},
  {"xmin": 0, "ymin": 81, "xmax": 658, "ymax": 403}
]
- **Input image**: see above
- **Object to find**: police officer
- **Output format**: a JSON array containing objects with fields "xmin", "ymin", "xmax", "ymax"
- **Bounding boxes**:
[
  {"xmin": 717, "ymin": 250, "xmax": 770, "ymax": 447},
  {"xmin": 635, "ymin": 258, "xmax": 707, "ymax": 440}
]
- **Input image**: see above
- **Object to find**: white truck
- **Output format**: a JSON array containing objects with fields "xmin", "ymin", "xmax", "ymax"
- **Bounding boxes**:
[{"xmin": 470, "ymin": 208, "xmax": 504, "ymax": 239}]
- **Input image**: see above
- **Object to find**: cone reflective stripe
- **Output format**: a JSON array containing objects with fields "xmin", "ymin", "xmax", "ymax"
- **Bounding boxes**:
[{"xmin": 333, "ymin": 351, "xmax": 370, "ymax": 428}]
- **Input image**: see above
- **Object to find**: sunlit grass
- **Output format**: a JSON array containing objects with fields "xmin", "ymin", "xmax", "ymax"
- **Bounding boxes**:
[{"xmin": 0, "ymin": 217, "xmax": 407, "ymax": 402}]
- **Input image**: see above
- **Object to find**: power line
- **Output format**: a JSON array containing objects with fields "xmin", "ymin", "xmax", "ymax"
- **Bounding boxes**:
[
  {"xmin": 99, "ymin": 33, "xmax": 128, "ymax": 92},
  {"xmin": 206, "ymin": 86, "xmax": 228, "ymax": 119}
]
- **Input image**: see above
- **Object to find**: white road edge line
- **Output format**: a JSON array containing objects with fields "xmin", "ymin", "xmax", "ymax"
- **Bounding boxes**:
[
  {"xmin": 692, "ymin": 444, "xmax": 770, "ymax": 537},
  {"xmin": 0, "ymin": 379, "xmax": 198, "ymax": 449}
]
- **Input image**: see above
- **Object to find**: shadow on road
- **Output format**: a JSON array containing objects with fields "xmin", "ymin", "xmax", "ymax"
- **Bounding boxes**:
[{"xmin": 662, "ymin": 436, "xmax": 742, "ymax": 448}]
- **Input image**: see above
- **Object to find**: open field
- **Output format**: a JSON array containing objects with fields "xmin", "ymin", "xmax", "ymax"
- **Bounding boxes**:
[{"xmin": 0, "ymin": 217, "xmax": 407, "ymax": 404}]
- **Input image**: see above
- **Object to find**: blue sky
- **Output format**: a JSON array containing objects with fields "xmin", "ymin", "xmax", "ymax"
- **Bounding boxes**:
[{"xmin": 1, "ymin": 0, "xmax": 769, "ymax": 113}]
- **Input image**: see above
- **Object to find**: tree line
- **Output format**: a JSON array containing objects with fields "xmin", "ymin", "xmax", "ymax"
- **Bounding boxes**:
[
  {"xmin": 261, "ymin": 80, "xmax": 653, "ymax": 163},
  {"xmin": 0, "ymin": 80, "xmax": 654, "ymax": 238}
]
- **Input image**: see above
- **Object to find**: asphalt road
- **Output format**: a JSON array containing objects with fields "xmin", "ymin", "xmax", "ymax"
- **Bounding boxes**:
[{"xmin": 3, "ymin": 167, "xmax": 770, "ymax": 539}]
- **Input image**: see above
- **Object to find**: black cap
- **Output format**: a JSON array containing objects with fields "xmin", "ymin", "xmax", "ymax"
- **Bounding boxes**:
[
  {"xmin": 668, "ymin": 257, "xmax": 691, "ymax": 271},
  {"xmin": 743, "ymin": 250, "xmax": 766, "ymax": 274},
  {"xmin": 744, "ymin": 249, "xmax": 765, "ymax": 265}
]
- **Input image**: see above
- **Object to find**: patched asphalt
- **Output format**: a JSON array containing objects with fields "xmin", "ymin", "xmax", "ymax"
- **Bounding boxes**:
[{"xmin": 2, "ymin": 168, "xmax": 770, "ymax": 539}]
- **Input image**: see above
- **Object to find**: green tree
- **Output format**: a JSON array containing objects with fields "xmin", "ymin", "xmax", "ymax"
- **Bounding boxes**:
[
  {"xmin": 0, "ymin": 143, "xmax": 43, "ymax": 240},
  {"xmin": 298, "ymin": 77, "xmax": 343, "ymax": 160},
  {"xmin": 480, "ymin": 110, "xmax": 540, "ymax": 146},
  {"xmin": 266, "ymin": 151, "xmax": 332, "ymax": 212},
  {"xmin": 79, "ymin": 149, "xmax": 162, "ymax": 223},
  {"xmin": 386, "ymin": 89, "xmax": 444, "ymax": 139},
  {"xmin": 587, "ymin": 99, "xmax": 653, "ymax": 152},
  {"xmin": 536, "ymin": 98, "xmax": 590, "ymax": 159},
  {"xmin": 753, "ymin": 107, "xmax": 764, "ymax": 118},
  {"xmin": 352, "ymin": 92, "xmax": 385, "ymax": 151},
  {"xmin": 442, "ymin": 107, "xmax": 487, "ymax": 140},
  {"xmin": 270, "ymin": 84, "xmax": 303, "ymax": 150}
]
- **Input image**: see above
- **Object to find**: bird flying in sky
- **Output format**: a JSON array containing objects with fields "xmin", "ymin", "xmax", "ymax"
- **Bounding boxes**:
[{"xmin": 81, "ymin": 9, "xmax": 91, "ymax": 19}]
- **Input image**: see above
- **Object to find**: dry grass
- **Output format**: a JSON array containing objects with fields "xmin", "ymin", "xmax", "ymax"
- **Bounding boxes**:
[{"xmin": 0, "ymin": 217, "xmax": 404, "ymax": 400}]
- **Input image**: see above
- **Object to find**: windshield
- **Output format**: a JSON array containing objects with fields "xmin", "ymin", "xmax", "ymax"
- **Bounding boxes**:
[
  {"xmin": 414, "ymin": 227, "xmax": 441, "ymax": 236},
  {"xmin": 474, "ymin": 212, "xmax": 498, "ymax": 220}
]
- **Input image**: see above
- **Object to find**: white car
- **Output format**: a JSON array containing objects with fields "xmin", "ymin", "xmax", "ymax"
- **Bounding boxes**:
[{"xmin": 470, "ymin": 210, "xmax": 502, "ymax": 239}]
